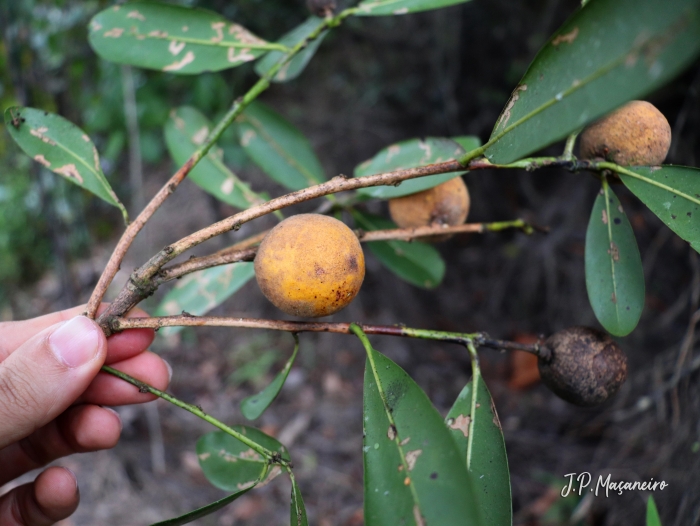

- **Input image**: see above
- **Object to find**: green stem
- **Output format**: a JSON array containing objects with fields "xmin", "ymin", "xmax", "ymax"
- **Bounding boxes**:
[
  {"xmin": 101, "ymin": 365, "xmax": 289, "ymax": 466},
  {"xmin": 562, "ymin": 129, "xmax": 581, "ymax": 161}
]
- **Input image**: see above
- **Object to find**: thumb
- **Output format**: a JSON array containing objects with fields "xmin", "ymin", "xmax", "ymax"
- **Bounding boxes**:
[{"xmin": 0, "ymin": 316, "xmax": 107, "ymax": 449}]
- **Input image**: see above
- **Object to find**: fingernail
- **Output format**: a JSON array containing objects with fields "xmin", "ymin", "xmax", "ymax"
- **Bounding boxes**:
[
  {"xmin": 163, "ymin": 359, "xmax": 173, "ymax": 383},
  {"xmin": 49, "ymin": 316, "xmax": 101, "ymax": 368}
]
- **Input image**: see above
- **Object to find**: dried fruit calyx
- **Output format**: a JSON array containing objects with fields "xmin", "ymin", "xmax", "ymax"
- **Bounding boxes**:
[{"xmin": 538, "ymin": 326, "xmax": 627, "ymax": 406}]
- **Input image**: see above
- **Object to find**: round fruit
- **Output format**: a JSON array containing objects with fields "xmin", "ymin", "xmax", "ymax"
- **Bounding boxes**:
[
  {"xmin": 388, "ymin": 177, "xmax": 470, "ymax": 241},
  {"xmin": 254, "ymin": 214, "xmax": 365, "ymax": 318},
  {"xmin": 579, "ymin": 100, "xmax": 671, "ymax": 166},
  {"xmin": 538, "ymin": 326, "xmax": 627, "ymax": 407}
]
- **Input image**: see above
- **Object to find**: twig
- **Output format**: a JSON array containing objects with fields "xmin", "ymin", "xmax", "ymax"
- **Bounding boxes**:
[
  {"xmin": 109, "ymin": 315, "xmax": 549, "ymax": 358},
  {"xmin": 156, "ymin": 218, "xmax": 538, "ymax": 284}
]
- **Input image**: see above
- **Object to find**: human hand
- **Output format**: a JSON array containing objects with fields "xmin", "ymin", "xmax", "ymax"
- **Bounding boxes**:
[{"xmin": 0, "ymin": 305, "xmax": 171, "ymax": 525}]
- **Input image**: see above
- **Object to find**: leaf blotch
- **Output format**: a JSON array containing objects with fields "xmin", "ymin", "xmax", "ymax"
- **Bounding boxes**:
[
  {"xmin": 552, "ymin": 26, "xmax": 579, "ymax": 46},
  {"xmin": 448, "ymin": 413, "xmax": 471, "ymax": 438}
]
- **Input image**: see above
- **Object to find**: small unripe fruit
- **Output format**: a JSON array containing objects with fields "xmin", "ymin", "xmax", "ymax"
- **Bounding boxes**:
[
  {"xmin": 307, "ymin": 0, "xmax": 336, "ymax": 17},
  {"xmin": 579, "ymin": 100, "xmax": 671, "ymax": 166},
  {"xmin": 254, "ymin": 214, "xmax": 365, "ymax": 318},
  {"xmin": 388, "ymin": 177, "xmax": 470, "ymax": 241},
  {"xmin": 538, "ymin": 326, "xmax": 627, "ymax": 407}
]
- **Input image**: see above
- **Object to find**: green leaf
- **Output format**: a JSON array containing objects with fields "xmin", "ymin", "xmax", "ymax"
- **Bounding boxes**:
[
  {"xmin": 485, "ymin": 0, "xmax": 700, "ymax": 164},
  {"xmin": 154, "ymin": 263, "xmax": 255, "ymax": 334},
  {"xmin": 446, "ymin": 375, "xmax": 512, "ymax": 526},
  {"xmin": 237, "ymin": 101, "xmax": 325, "ymax": 190},
  {"xmin": 352, "ymin": 326, "xmax": 482, "ymax": 526},
  {"xmin": 353, "ymin": 212, "xmax": 445, "ymax": 289},
  {"xmin": 241, "ymin": 335, "xmax": 300, "ymax": 420},
  {"xmin": 585, "ymin": 180, "xmax": 644, "ymax": 336},
  {"xmin": 355, "ymin": 138, "xmax": 467, "ymax": 199},
  {"xmin": 149, "ymin": 487, "xmax": 255, "ymax": 526},
  {"xmin": 164, "ymin": 106, "xmax": 263, "ymax": 209},
  {"xmin": 451, "ymin": 135, "xmax": 481, "ymax": 153},
  {"xmin": 617, "ymin": 165, "xmax": 700, "ymax": 253},
  {"xmin": 290, "ymin": 478, "xmax": 309, "ymax": 526},
  {"xmin": 197, "ymin": 427, "xmax": 289, "ymax": 492},
  {"xmin": 88, "ymin": 2, "xmax": 271, "ymax": 74},
  {"xmin": 4, "ymin": 107, "xmax": 128, "ymax": 222},
  {"xmin": 647, "ymin": 496, "xmax": 662, "ymax": 526},
  {"xmin": 355, "ymin": 0, "xmax": 472, "ymax": 16},
  {"xmin": 255, "ymin": 17, "xmax": 328, "ymax": 83}
]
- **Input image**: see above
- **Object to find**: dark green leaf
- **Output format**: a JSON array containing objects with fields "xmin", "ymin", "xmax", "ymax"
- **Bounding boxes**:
[
  {"xmin": 237, "ymin": 101, "xmax": 325, "ymax": 190},
  {"xmin": 241, "ymin": 335, "xmax": 300, "ymax": 420},
  {"xmin": 355, "ymin": 0, "xmax": 472, "ymax": 16},
  {"xmin": 197, "ymin": 427, "xmax": 289, "ymax": 491},
  {"xmin": 154, "ymin": 263, "xmax": 255, "ymax": 334},
  {"xmin": 88, "ymin": 2, "xmax": 271, "ymax": 74},
  {"xmin": 647, "ymin": 496, "xmax": 662, "ymax": 526},
  {"xmin": 617, "ymin": 165, "xmax": 700, "ymax": 253},
  {"xmin": 446, "ymin": 376, "xmax": 511, "ymax": 526},
  {"xmin": 255, "ymin": 17, "xmax": 328, "ymax": 83},
  {"xmin": 290, "ymin": 478, "xmax": 309, "ymax": 526},
  {"xmin": 585, "ymin": 181, "xmax": 644, "ymax": 336},
  {"xmin": 354, "ymin": 326, "xmax": 482, "ymax": 526},
  {"xmin": 164, "ymin": 106, "xmax": 263, "ymax": 209},
  {"xmin": 485, "ymin": 0, "xmax": 700, "ymax": 163},
  {"xmin": 353, "ymin": 212, "xmax": 445, "ymax": 289},
  {"xmin": 4, "ymin": 107, "xmax": 128, "ymax": 222},
  {"xmin": 355, "ymin": 138, "xmax": 466, "ymax": 199},
  {"xmin": 149, "ymin": 487, "xmax": 254, "ymax": 526}
]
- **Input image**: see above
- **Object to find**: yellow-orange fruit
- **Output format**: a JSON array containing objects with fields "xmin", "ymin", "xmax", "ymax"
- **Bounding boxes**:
[
  {"xmin": 579, "ymin": 100, "xmax": 671, "ymax": 166},
  {"xmin": 388, "ymin": 177, "xmax": 470, "ymax": 241},
  {"xmin": 254, "ymin": 214, "xmax": 365, "ymax": 318}
]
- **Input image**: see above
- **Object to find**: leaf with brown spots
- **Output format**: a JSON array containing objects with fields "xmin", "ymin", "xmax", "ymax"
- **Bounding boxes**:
[
  {"xmin": 585, "ymin": 179, "xmax": 644, "ymax": 336},
  {"xmin": 4, "ymin": 107, "xmax": 128, "ymax": 223},
  {"xmin": 88, "ymin": 2, "xmax": 272, "ymax": 74},
  {"xmin": 446, "ymin": 374, "xmax": 511, "ymax": 526}
]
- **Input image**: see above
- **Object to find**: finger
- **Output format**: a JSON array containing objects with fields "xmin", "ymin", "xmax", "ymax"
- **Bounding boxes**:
[
  {"xmin": 0, "ymin": 405, "xmax": 121, "ymax": 486},
  {"xmin": 0, "ymin": 466, "xmax": 79, "ymax": 526},
  {"xmin": 78, "ymin": 351, "xmax": 172, "ymax": 406},
  {"xmin": 0, "ymin": 316, "xmax": 106, "ymax": 450},
  {"xmin": 0, "ymin": 305, "xmax": 153, "ymax": 362}
]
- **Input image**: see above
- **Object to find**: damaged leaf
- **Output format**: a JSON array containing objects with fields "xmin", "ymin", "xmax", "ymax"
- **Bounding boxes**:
[
  {"xmin": 485, "ymin": 0, "xmax": 700, "ymax": 163},
  {"xmin": 154, "ymin": 263, "xmax": 255, "ymax": 335},
  {"xmin": 353, "ymin": 212, "xmax": 445, "ymax": 289},
  {"xmin": 255, "ymin": 17, "xmax": 328, "ymax": 83},
  {"xmin": 585, "ymin": 179, "xmax": 644, "ymax": 336},
  {"xmin": 446, "ymin": 374, "xmax": 511, "ymax": 526},
  {"xmin": 355, "ymin": 137, "xmax": 470, "ymax": 200},
  {"xmin": 197, "ymin": 427, "xmax": 289, "ymax": 491},
  {"xmin": 352, "ymin": 325, "xmax": 482, "ymax": 526},
  {"xmin": 290, "ymin": 477, "xmax": 309, "ymax": 526},
  {"xmin": 4, "ymin": 106, "xmax": 128, "ymax": 223},
  {"xmin": 617, "ymin": 165, "xmax": 700, "ymax": 254},
  {"xmin": 89, "ymin": 3, "xmax": 271, "ymax": 74},
  {"xmin": 164, "ymin": 106, "xmax": 263, "ymax": 209},
  {"xmin": 241, "ymin": 335, "xmax": 300, "ymax": 420},
  {"xmin": 237, "ymin": 101, "xmax": 325, "ymax": 190},
  {"xmin": 355, "ymin": 0, "xmax": 472, "ymax": 16}
]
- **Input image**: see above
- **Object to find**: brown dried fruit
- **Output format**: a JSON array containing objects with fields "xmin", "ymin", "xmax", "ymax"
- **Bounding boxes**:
[
  {"xmin": 538, "ymin": 326, "xmax": 627, "ymax": 406},
  {"xmin": 388, "ymin": 177, "xmax": 470, "ymax": 242},
  {"xmin": 579, "ymin": 100, "xmax": 671, "ymax": 166},
  {"xmin": 254, "ymin": 214, "xmax": 365, "ymax": 318}
]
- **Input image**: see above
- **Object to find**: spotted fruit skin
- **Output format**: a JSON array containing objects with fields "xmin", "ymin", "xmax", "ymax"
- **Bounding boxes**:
[
  {"xmin": 388, "ymin": 177, "xmax": 470, "ymax": 241},
  {"xmin": 254, "ymin": 214, "xmax": 365, "ymax": 318},
  {"xmin": 579, "ymin": 100, "xmax": 671, "ymax": 166},
  {"xmin": 538, "ymin": 326, "xmax": 627, "ymax": 407}
]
